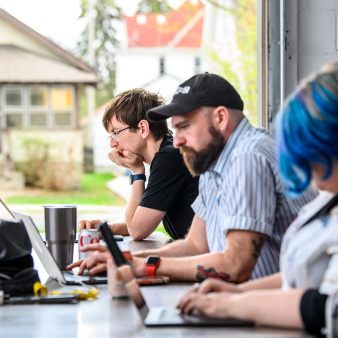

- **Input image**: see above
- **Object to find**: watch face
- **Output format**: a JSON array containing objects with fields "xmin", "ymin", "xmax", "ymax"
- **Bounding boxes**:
[
  {"xmin": 146, "ymin": 256, "xmax": 160, "ymax": 265},
  {"xmin": 129, "ymin": 174, "xmax": 132, "ymax": 185}
]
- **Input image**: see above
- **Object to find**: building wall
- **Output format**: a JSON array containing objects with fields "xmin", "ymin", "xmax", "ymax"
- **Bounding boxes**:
[
  {"xmin": 0, "ymin": 17, "xmax": 71, "ymax": 65},
  {"xmin": 1, "ymin": 129, "xmax": 84, "ymax": 189},
  {"xmin": 297, "ymin": 0, "xmax": 338, "ymax": 81},
  {"xmin": 260, "ymin": 0, "xmax": 338, "ymax": 129},
  {"xmin": 166, "ymin": 53, "xmax": 201, "ymax": 82},
  {"xmin": 143, "ymin": 74, "xmax": 182, "ymax": 102},
  {"xmin": 115, "ymin": 48, "xmax": 202, "ymax": 95},
  {"xmin": 115, "ymin": 53, "xmax": 159, "ymax": 94},
  {"xmin": 283, "ymin": 0, "xmax": 338, "ymax": 99},
  {"xmin": 93, "ymin": 112, "xmax": 114, "ymax": 171},
  {"xmin": 5, "ymin": 130, "xmax": 83, "ymax": 164}
]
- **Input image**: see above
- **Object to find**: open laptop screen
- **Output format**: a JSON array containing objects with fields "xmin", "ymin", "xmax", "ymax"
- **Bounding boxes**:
[
  {"xmin": 99, "ymin": 222, "xmax": 149, "ymax": 320},
  {"xmin": 12, "ymin": 210, "xmax": 67, "ymax": 284},
  {"xmin": 116, "ymin": 264, "xmax": 149, "ymax": 320},
  {"xmin": 0, "ymin": 198, "xmax": 15, "ymax": 219}
]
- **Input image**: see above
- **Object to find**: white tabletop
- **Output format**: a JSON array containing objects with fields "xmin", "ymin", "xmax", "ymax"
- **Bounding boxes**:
[{"xmin": 0, "ymin": 232, "xmax": 314, "ymax": 338}]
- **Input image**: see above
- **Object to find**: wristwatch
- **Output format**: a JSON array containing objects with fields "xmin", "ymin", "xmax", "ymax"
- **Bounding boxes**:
[
  {"xmin": 129, "ymin": 174, "xmax": 146, "ymax": 185},
  {"xmin": 145, "ymin": 255, "xmax": 161, "ymax": 277}
]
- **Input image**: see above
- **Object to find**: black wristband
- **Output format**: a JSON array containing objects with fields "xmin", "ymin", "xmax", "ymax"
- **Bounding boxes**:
[
  {"xmin": 300, "ymin": 289, "xmax": 327, "ymax": 338},
  {"xmin": 129, "ymin": 174, "xmax": 146, "ymax": 185}
]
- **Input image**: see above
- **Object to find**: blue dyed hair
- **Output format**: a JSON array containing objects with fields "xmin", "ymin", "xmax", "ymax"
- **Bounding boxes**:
[{"xmin": 276, "ymin": 63, "xmax": 338, "ymax": 195}]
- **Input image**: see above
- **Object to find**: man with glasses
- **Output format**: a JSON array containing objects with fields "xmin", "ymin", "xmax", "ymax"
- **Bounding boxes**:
[{"xmin": 76, "ymin": 88, "xmax": 199, "ymax": 242}]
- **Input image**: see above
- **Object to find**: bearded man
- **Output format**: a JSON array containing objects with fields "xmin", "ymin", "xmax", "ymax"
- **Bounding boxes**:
[{"xmin": 76, "ymin": 73, "xmax": 318, "ymax": 283}]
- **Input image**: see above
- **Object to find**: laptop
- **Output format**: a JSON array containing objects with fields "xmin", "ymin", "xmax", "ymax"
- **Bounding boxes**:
[
  {"xmin": 0, "ymin": 198, "xmax": 15, "ymax": 219},
  {"xmin": 99, "ymin": 222, "xmax": 255, "ymax": 327},
  {"xmin": 12, "ymin": 210, "xmax": 107, "ymax": 285}
]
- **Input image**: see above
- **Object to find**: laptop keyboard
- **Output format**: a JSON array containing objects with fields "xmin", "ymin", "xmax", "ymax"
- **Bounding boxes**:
[
  {"xmin": 63, "ymin": 270, "xmax": 91, "ymax": 277},
  {"xmin": 159, "ymin": 308, "xmax": 181, "ymax": 319}
]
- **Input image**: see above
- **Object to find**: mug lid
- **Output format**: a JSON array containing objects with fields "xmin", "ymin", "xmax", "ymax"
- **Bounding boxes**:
[{"xmin": 43, "ymin": 204, "xmax": 77, "ymax": 208}]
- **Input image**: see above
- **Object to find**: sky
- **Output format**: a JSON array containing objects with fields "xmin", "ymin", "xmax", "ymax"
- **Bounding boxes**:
[{"xmin": 0, "ymin": 0, "xmax": 185, "ymax": 52}]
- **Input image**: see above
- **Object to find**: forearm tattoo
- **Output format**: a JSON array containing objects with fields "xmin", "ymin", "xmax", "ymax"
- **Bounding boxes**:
[
  {"xmin": 251, "ymin": 236, "xmax": 265, "ymax": 260},
  {"xmin": 196, "ymin": 265, "xmax": 231, "ymax": 282}
]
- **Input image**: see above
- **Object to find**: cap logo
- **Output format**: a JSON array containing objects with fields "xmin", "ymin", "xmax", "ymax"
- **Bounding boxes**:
[{"xmin": 175, "ymin": 86, "xmax": 190, "ymax": 95}]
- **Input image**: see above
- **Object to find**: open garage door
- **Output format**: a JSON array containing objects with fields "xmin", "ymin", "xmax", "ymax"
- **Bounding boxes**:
[{"xmin": 258, "ymin": 0, "xmax": 338, "ymax": 130}]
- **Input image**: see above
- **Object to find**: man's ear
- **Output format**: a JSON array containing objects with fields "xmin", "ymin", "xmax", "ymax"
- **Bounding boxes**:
[
  {"xmin": 139, "ymin": 120, "xmax": 150, "ymax": 139},
  {"xmin": 212, "ymin": 106, "xmax": 229, "ymax": 132}
]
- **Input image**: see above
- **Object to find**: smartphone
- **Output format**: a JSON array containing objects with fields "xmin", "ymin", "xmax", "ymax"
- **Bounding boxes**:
[
  {"xmin": 5, "ymin": 294, "xmax": 79, "ymax": 305},
  {"xmin": 100, "ymin": 235, "xmax": 123, "ymax": 242}
]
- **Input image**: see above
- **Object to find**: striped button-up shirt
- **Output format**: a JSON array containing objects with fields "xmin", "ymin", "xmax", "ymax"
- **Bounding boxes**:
[{"xmin": 192, "ymin": 117, "xmax": 318, "ymax": 279}]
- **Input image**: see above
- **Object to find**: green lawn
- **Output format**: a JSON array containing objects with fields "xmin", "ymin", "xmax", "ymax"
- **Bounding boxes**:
[
  {"xmin": 8, "ymin": 173, "xmax": 170, "ymax": 238},
  {"xmin": 6, "ymin": 173, "xmax": 124, "ymax": 205}
]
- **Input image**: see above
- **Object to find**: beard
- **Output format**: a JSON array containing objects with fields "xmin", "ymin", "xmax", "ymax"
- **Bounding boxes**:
[{"xmin": 180, "ymin": 124, "xmax": 225, "ymax": 176}]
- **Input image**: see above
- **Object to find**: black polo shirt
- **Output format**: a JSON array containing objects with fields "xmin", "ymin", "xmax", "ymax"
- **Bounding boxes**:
[{"xmin": 139, "ymin": 136, "xmax": 199, "ymax": 240}]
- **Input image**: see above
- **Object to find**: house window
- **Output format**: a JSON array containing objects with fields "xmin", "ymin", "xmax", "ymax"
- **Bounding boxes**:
[
  {"xmin": 6, "ymin": 114, "xmax": 23, "ymax": 128},
  {"xmin": 160, "ymin": 57, "xmax": 165, "ymax": 75},
  {"xmin": 2, "ymin": 85, "xmax": 75, "ymax": 129},
  {"xmin": 3, "ymin": 86, "xmax": 24, "ymax": 128},
  {"xmin": 28, "ymin": 86, "xmax": 48, "ymax": 128},
  {"xmin": 195, "ymin": 57, "xmax": 201, "ymax": 74},
  {"xmin": 54, "ymin": 113, "xmax": 71, "ymax": 126},
  {"xmin": 30, "ymin": 113, "xmax": 47, "ymax": 127},
  {"xmin": 51, "ymin": 86, "xmax": 74, "ymax": 128},
  {"xmin": 6, "ymin": 88, "xmax": 22, "ymax": 106},
  {"xmin": 51, "ymin": 87, "xmax": 73, "ymax": 108},
  {"xmin": 30, "ymin": 87, "xmax": 48, "ymax": 107}
]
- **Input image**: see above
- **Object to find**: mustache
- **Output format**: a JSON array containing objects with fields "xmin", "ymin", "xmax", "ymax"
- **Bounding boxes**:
[{"xmin": 179, "ymin": 146, "xmax": 196, "ymax": 155}]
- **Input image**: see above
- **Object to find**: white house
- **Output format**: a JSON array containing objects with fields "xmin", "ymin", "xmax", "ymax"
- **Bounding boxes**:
[{"xmin": 0, "ymin": 8, "xmax": 99, "ymax": 189}]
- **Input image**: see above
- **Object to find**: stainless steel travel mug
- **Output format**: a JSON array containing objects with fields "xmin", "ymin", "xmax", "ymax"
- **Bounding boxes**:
[{"xmin": 44, "ymin": 205, "xmax": 77, "ymax": 270}]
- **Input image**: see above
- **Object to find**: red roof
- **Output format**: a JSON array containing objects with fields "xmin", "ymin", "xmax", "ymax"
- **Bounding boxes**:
[{"xmin": 125, "ymin": 0, "xmax": 204, "ymax": 48}]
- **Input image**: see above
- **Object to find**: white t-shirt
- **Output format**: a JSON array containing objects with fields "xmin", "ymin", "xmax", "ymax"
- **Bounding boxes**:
[{"xmin": 280, "ymin": 191, "xmax": 338, "ymax": 296}]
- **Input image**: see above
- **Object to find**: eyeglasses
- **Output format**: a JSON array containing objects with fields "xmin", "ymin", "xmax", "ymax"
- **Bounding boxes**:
[{"xmin": 107, "ymin": 126, "xmax": 131, "ymax": 142}]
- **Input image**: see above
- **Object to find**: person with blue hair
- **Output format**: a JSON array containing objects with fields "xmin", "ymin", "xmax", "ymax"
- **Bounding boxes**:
[{"xmin": 177, "ymin": 63, "xmax": 338, "ymax": 338}]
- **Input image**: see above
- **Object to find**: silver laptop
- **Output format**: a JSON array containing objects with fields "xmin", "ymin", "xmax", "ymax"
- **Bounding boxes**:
[
  {"xmin": 105, "ymin": 227, "xmax": 254, "ymax": 327},
  {"xmin": 0, "ymin": 198, "xmax": 15, "ymax": 219},
  {"xmin": 12, "ymin": 210, "xmax": 107, "ymax": 285}
]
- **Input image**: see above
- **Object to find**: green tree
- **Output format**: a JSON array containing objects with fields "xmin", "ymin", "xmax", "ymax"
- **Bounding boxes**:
[
  {"xmin": 77, "ymin": 0, "xmax": 122, "ymax": 109},
  {"xmin": 136, "ymin": 0, "xmax": 172, "ymax": 13},
  {"xmin": 206, "ymin": 0, "xmax": 257, "ymax": 125},
  {"xmin": 235, "ymin": 0, "xmax": 257, "ymax": 125}
]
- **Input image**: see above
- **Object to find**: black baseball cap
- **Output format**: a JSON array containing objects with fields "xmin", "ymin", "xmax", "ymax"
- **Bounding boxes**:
[{"xmin": 147, "ymin": 73, "xmax": 244, "ymax": 122}]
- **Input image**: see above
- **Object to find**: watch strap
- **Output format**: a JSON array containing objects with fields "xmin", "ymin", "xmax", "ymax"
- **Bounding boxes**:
[
  {"xmin": 146, "ymin": 265, "xmax": 157, "ymax": 277},
  {"xmin": 130, "ymin": 174, "xmax": 146, "ymax": 185},
  {"xmin": 145, "ymin": 256, "xmax": 161, "ymax": 277}
]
